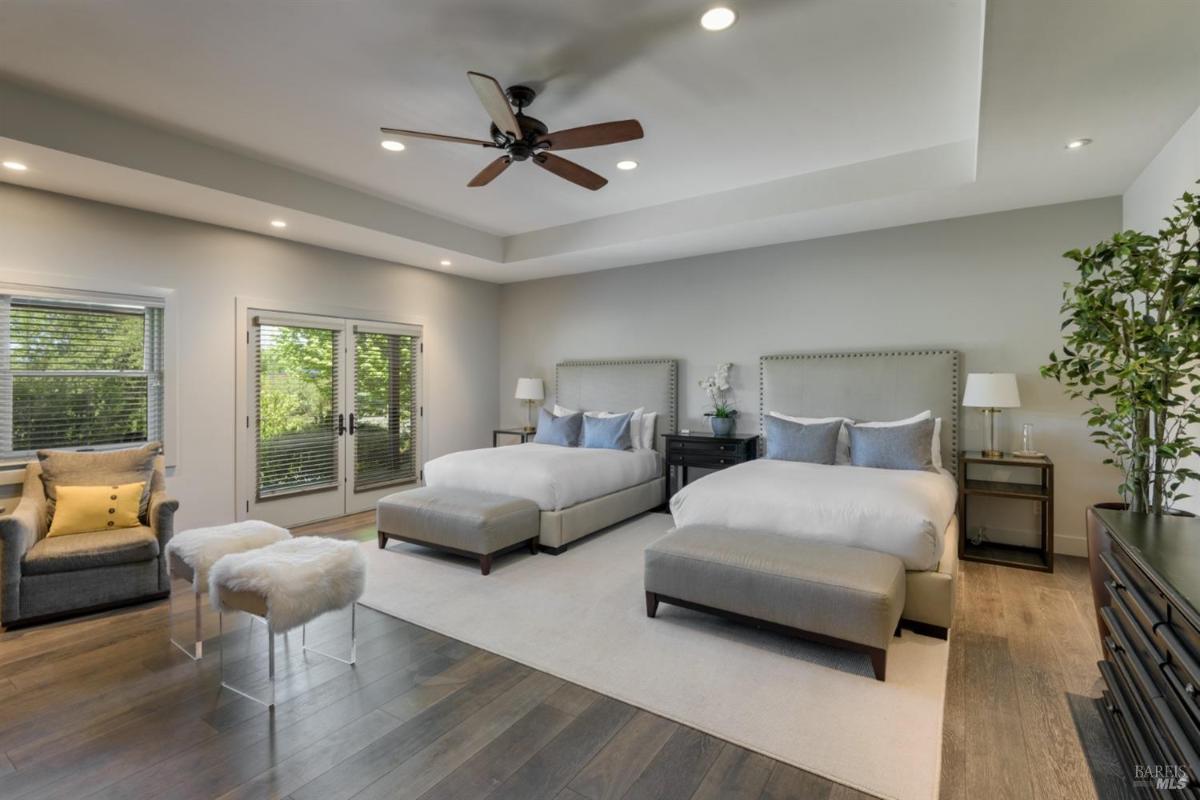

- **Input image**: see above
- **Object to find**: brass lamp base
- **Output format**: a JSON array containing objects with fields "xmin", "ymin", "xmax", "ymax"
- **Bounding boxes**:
[
  {"xmin": 981, "ymin": 408, "xmax": 1002, "ymax": 459},
  {"xmin": 524, "ymin": 399, "xmax": 537, "ymax": 433}
]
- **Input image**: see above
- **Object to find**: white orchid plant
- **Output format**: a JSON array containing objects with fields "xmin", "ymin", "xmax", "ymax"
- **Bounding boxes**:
[{"xmin": 699, "ymin": 362, "xmax": 736, "ymax": 418}]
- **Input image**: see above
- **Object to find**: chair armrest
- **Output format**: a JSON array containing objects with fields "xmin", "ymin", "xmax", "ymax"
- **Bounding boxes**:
[
  {"xmin": 149, "ymin": 490, "xmax": 180, "ymax": 549},
  {"xmin": 1, "ymin": 494, "xmax": 43, "ymax": 561},
  {"xmin": 1, "ymin": 493, "xmax": 45, "ymax": 624}
]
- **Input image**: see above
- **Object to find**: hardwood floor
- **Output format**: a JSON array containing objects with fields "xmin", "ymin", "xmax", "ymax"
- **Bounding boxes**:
[{"xmin": 0, "ymin": 511, "xmax": 1119, "ymax": 800}]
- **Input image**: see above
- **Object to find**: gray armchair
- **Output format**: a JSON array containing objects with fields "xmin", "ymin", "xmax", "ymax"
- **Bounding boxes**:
[{"xmin": 0, "ymin": 454, "xmax": 178, "ymax": 628}]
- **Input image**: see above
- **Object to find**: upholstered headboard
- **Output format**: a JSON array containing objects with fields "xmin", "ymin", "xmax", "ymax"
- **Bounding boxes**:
[
  {"xmin": 555, "ymin": 359, "xmax": 678, "ymax": 457},
  {"xmin": 759, "ymin": 349, "xmax": 961, "ymax": 476}
]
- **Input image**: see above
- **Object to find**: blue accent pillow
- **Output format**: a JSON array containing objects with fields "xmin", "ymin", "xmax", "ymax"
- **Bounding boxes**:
[
  {"xmin": 533, "ymin": 408, "xmax": 582, "ymax": 447},
  {"xmin": 765, "ymin": 416, "xmax": 841, "ymax": 464},
  {"xmin": 848, "ymin": 418, "xmax": 936, "ymax": 471},
  {"xmin": 581, "ymin": 412, "xmax": 633, "ymax": 450}
]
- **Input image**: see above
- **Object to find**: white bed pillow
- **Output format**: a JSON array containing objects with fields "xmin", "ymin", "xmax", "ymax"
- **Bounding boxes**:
[
  {"xmin": 640, "ymin": 412, "xmax": 658, "ymax": 450},
  {"xmin": 855, "ymin": 410, "xmax": 943, "ymax": 469},
  {"xmin": 768, "ymin": 412, "xmax": 852, "ymax": 464},
  {"xmin": 555, "ymin": 405, "xmax": 646, "ymax": 450}
]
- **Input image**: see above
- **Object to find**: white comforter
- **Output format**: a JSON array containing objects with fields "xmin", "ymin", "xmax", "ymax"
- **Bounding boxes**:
[
  {"xmin": 423, "ymin": 443, "xmax": 662, "ymax": 511},
  {"xmin": 669, "ymin": 459, "xmax": 958, "ymax": 570}
]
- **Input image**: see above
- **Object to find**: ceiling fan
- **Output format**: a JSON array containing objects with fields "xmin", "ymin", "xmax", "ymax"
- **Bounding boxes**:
[{"xmin": 381, "ymin": 71, "xmax": 644, "ymax": 191}]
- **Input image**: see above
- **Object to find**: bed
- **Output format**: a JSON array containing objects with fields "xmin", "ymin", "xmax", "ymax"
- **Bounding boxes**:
[
  {"xmin": 425, "ymin": 358, "xmax": 677, "ymax": 551},
  {"xmin": 669, "ymin": 349, "xmax": 961, "ymax": 636}
]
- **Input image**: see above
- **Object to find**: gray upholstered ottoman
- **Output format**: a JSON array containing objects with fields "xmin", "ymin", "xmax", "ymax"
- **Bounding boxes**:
[
  {"xmin": 644, "ymin": 526, "xmax": 905, "ymax": 680},
  {"xmin": 377, "ymin": 487, "xmax": 540, "ymax": 575}
]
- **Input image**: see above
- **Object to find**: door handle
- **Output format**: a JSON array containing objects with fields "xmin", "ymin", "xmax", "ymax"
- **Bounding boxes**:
[
  {"xmin": 337, "ymin": 413, "xmax": 346, "ymax": 436},
  {"xmin": 348, "ymin": 412, "xmax": 356, "ymax": 435}
]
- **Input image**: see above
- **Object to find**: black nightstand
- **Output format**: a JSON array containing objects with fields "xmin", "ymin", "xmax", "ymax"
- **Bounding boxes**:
[
  {"xmin": 958, "ymin": 450, "xmax": 1054, "ymax": 572},
  {"xmin": 493, "ymin": 428, "xmax": 535, "ymax": 446},
  {"xmin": 662, "ymin": 432, "xmax": 759, "ymax": 498}
]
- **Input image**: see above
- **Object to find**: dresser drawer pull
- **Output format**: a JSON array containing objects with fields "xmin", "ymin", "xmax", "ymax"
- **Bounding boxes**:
[
  {"xmin": 1159, "ymin": 624, "xmax": 1200, "ymax": 689},
  {"xmin": 1112, "ymin": 624, "xmax": 1200, "ymax": 780},
  {"xmin": 1105, "ymin": 637, "xmax": 1181, "ymax": 766},
  {"xmin": 1099, "ymin": 551, "xmax": 1128, "ymax": 590},
  {"xmin": 1102, "ymin": 554, "xmax": 1166, "ymax": 630},
  {"xmin": 1105, "ymin": 634, "xmax": 1200, "ymax": 780},
  {"xmin": 1099, "ymin": 660, "xmax": 1160, "ymax": 766},
  {"xmin": 1099, "ymin": 659, "xmax": 1168, "ymax": 775},
  {"xmin": 1105, "ymin": 581, "xmax": 1166, "ymax": 665}
]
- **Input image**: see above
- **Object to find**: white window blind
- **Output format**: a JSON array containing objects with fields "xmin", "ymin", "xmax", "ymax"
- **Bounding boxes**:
[
  {"xmin": 0, "ymin": 294, "xmax": 164, "ymax": 458},
  {"xmin": 353, "ymin": 327, "xmax": 419, "ymax": 492},
  {"xmin": 254, "ymin": 320, "xmax": 341, "ymax": 499}
]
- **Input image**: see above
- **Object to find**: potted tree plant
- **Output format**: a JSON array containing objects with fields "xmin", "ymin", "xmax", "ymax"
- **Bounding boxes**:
[{"xmin": 1042, "ymin": 186, "xmax": 1200, "ymax": 516}]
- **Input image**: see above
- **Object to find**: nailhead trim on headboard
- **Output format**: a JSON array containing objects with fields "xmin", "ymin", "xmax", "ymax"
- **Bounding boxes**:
[
  {"xmin": 758, "ymin": 349, "xmax": 961, "ymax": 478},
  {"xmin": 555, "ymin": 358, "xmax": 679, "ymax": 443}
]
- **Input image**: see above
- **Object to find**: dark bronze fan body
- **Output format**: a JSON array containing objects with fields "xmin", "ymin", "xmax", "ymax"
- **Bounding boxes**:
[{"xmin": 381, "ymin": 72, "xmax": 644, "ymax": 190}]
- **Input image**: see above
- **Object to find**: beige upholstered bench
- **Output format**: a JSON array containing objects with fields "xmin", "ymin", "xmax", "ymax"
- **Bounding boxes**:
[
  {"xmin": 644, "ymin": 526, "xmax": 905, "ymax": 681},
  {"xmin": 377, "ymin": 487, "xmax": 540, "ymax": 575}
]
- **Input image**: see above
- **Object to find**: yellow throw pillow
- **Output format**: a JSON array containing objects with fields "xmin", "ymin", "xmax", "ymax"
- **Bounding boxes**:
[{"xmin": 47, "ymin": 482, "xmax": 146, "ymax": 537}]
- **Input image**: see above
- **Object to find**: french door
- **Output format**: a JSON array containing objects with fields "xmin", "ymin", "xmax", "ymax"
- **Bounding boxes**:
[{"xmin": 242, "ymin": 309, "xmax": 422, "ymax": 528}]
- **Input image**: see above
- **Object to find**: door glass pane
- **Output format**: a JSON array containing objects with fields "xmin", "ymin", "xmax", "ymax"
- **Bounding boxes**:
[
  {"xmin": 255, "ymin": 323, "xmax": 340, "ymax": 499},
  {"xmin": 353, "ymin": 330, "xmax": 418, "ymax": 491}
]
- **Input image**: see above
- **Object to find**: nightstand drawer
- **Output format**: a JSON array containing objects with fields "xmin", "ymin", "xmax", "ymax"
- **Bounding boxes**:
[
  {"xmin": 667, "ymin": 453, "xmax": 745, "ymax": 469},
  {"xmin": 667, "ymin": 439, "xmax": 743, "ymax": 455}
]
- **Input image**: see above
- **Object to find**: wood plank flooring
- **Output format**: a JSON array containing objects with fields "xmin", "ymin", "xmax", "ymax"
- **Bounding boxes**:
[{"xmin": 0, "ymin": 511, "xmax": 1118, "ymax": 800}]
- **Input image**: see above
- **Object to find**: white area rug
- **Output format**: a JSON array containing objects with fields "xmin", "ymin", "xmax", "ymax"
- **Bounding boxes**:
[{"xmin": 358, "ymin": 513, "xmax": 948, "ymax": 800}]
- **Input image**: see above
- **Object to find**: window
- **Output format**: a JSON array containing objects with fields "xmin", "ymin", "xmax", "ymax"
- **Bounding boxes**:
[{"xmin": 0, "ymin": 292, "xmax": 165, "ymax": 459}]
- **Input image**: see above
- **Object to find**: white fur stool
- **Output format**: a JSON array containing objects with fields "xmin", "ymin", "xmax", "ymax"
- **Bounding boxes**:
[
  {"xmin": 165, "ymin": 520, "xmax": 291, "ymax": 659},
  {"xmin": 209, "ymin": 536, "xmax": 366, "ymax": 708}
]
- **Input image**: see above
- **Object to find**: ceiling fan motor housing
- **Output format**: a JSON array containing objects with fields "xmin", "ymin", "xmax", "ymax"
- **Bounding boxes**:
[{"xmin": 490, "ymin": 87, "xmax": 549, "ymax": 161}]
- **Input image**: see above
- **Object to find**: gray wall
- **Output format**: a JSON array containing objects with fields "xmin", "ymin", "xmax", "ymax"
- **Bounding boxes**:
[
  {"xmin": 0, "ymin": 182, "xmax": 500, "ymax": 529},
  {"xmin": 499, "ymin": 197, "xmax": 1124, "ymax": 555}
]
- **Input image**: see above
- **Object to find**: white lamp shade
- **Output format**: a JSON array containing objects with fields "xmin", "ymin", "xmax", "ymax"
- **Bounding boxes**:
[
  {"xmin": 514, "ymin": 377, "xmax": 544, "ymax": 401},
  {"xmin": 962, "ymin": 373, "xmax": 1020, "ymax": 408}
]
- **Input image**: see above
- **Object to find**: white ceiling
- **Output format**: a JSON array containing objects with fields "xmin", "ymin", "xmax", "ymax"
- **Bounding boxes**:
[{"xmin": 0, "ymin": 0, "xmax": 1198, "ymax": 282}]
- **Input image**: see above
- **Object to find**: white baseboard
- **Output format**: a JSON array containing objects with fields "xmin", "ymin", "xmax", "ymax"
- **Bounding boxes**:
[{"xmin": 1055, "ymin": 535, "xmax": 1087, "ymax": 558}]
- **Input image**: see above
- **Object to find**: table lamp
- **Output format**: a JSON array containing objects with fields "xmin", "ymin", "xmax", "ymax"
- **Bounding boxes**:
[
  {"xmin": 514, "ymin": 378, "xmax": 544, "ymax": 432},
  {"xmin": 962, "ymin": 373, "xmax": 1020, "ymax": 458}
]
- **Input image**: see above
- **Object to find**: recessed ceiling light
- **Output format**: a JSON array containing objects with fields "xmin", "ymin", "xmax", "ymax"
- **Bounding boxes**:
[
  {"xmin": 270, "ymin": 219, "xmax": 287, "ymax": 229},
  {"xmin": 381, "ymin": 140, "xmax": 406, "ymax": 152},
  {"xmin": 616, "ymin": 160, "xmax": 638, "ymax": 171},
  {"xmin": 439, "ymin": 259, "xmax": 452, "ymax": 267},
  {"xmin": 700, "ymin": 7, "xmax": 737, "ymax": 31},
  {"xmin": 1065, "ymin": 138, "xmax": 1092, "ymax": 150},
  {"xmin": 2, "ymin": 161, "xmax": 28, "ymax": 171}
]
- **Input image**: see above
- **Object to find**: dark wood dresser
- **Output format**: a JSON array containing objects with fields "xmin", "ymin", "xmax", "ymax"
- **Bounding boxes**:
[{"xmin": 1088, "ymin": 507, "xmax": 1200, "ymax": 794}]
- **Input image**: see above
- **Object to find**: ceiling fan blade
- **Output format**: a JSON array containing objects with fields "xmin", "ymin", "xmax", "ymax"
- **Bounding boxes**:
[
  {"xmin": 534, "ymin": 153, "xmax": 608, "ymax": 191},
  {"xmin": 538, "ymin": 120, "xmax": 644, "ymax": 151},
  {"xmin": 468, "ymin": 156, "xmax": 512, "ymax": 187},
  {"xmin": 380, "ymin": 127, "xmax": 496, "ymax": 147},
  {"xmin": 467, "ymin": 72, "xmax": 521, "ymax": 139}
]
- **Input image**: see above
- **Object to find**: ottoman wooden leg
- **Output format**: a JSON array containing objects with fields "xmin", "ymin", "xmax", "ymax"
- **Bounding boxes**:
[
  {"xmin": 378, "ymin": 531, "xmax": 387, "ymax": 550},
  {"xmin": 480, "ymin": 554, "xmax": 492, "ymax": 576},
  {"xmin": 528, "ymin": 537, "xmax": 539, "ymax": 555},
  {"xmin": 645, "ymin": 591, "xmax": 659, "ymax": 618},
  {"xmin": 868, "ymin": 648, "xmax": 887, "ymax": 682}
]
